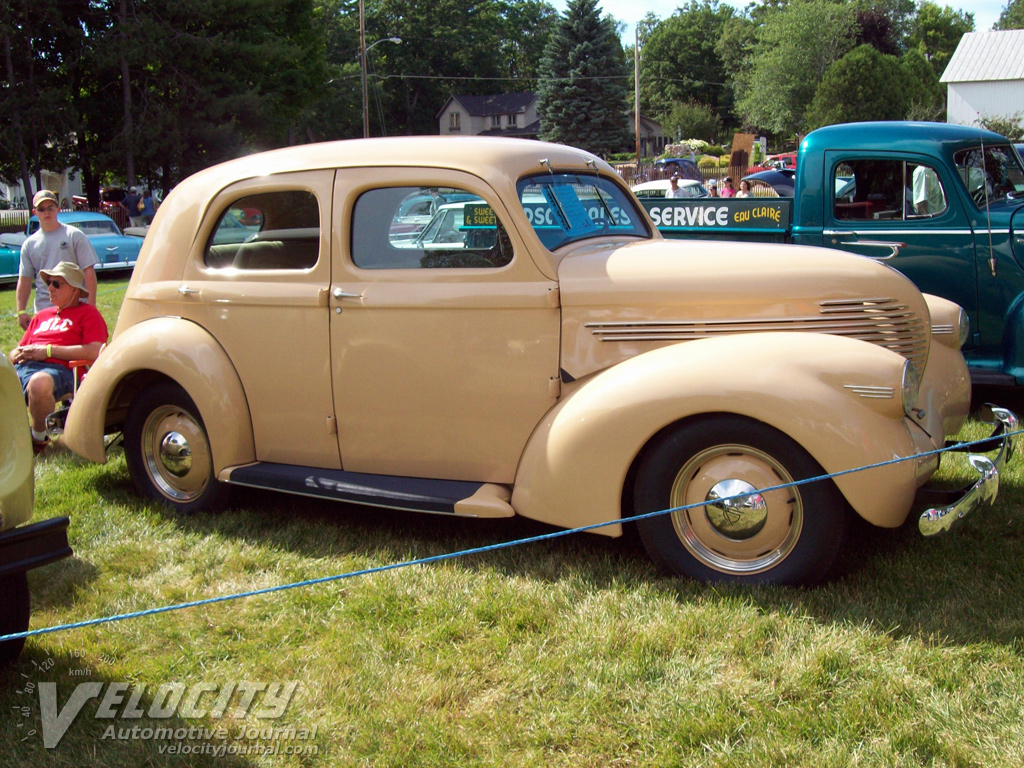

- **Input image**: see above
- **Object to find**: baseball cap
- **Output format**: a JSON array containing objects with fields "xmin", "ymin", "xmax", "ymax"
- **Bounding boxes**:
[{"xmin": 33, "ymin": 190, "xmax": 58, "ymax": 208}]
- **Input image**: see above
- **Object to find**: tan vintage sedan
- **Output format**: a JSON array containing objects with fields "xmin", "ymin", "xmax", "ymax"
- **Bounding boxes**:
[{"xmin": 62, "ymin": 137, "xmax": 1015, "ymax": 586}]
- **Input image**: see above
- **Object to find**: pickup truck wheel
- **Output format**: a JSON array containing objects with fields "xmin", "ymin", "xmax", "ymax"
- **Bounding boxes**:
[
  {"xmin": 0, "ymin": 572, "xmax": 30, "ymax": 665},
  {"xmin": 634, "ymin": 416, "xmax": 847, "ymax": 586},
  {"xmin": 124, "ymin": 383, "xmax": 230, "ymax": 514}
]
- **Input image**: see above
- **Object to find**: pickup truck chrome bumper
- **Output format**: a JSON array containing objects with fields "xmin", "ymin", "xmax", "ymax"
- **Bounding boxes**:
[{"xmin": 918, "ymin": 406, "xmax": 1017, "ymax": 536}]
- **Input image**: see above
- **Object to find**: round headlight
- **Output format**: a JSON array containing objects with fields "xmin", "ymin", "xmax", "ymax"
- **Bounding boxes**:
[
  {"xmin": 902, "ymin": 361, "xmax": 921, "ymax": 416},
  {"xmin": 957, "ymin": 308, "xmax": 970, "ymax": 349}
]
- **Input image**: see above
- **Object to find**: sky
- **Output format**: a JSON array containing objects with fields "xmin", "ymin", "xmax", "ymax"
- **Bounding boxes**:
[{"xmin": 553, "ymin": 1, "xmax": 1009, "ymax": 44}]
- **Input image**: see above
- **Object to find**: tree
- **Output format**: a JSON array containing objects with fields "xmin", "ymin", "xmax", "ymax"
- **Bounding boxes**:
[
  {"xmin": 995, "ymin": 0, "xmax": 1024, "ymax": 29},
  {"xmin": 638, "ymin": 1, "xmax": 736, "ymax": 120},
  {"xmin": 661, "ymin": 101, "xmax": 723, "ymax": 144},
  {"xmin": 736, "ymin": 0, "xmax": 859, "ymax": 137},
  {"xmin": 907, "ymin": 2, "xmax": 974, "ymax": 77},
  {"xmin": 978, "ymin": 114, "xmax": 1024, "ymax": 140},
  {"xmin": 899, "ymin": 46, "xmax": 945, "ymax": 121},
  {"xmin": 536, "ymin": 0, "xmax": 631, "ymax": 156},
  {"xmin": 805, "ymin": 44, "xmax": 908, "ymax": 130}
]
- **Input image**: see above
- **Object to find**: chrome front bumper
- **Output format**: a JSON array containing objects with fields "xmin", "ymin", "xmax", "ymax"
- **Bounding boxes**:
[{"xmin": 918, "ymin": 406, "xmax": 1018, "ymax": 536}]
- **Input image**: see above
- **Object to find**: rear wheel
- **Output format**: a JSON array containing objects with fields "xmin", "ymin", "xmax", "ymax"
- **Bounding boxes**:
[
  {"xmin": 634, "ymin": 416, "xmax": 848, "ymax": 586},
  {"xmin": 124, "ymin": 383, "xmax": 230, "ymax": 514},
  {"xmin": 0, "ymin": 572, "xmax": 30, "ymax": 666}
]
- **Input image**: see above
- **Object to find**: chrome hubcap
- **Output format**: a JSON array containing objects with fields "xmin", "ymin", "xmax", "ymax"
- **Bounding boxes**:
[
  {"xmin": 159, "ymin": 432, "xmax": 193, "ymax": 478},
  {"xmin": 141, "ymin": 405, "xmax": 212, "ymax": 503},
  {"xmin": 705, "ymin": 479, "xmax": 767, "ymax": 539},
  {"xmin": 669, "ymin": 444, "xmax": 802, "ymax": 575}
]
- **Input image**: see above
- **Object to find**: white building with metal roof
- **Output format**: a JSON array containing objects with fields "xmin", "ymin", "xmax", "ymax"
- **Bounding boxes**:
[{"xmin": 940, "ymin": 30, "xmax": 1024, "ymax": 128}]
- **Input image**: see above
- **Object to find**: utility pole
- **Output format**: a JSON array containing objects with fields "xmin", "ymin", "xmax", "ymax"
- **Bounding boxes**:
[{"xmin": 634, "ymin": 27, "xmax": 641, "ymax": 172}]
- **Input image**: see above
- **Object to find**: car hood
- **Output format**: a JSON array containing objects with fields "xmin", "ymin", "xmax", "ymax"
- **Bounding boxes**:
[{"xmin": 558, "ymin": 238, "xmax": 931, "ymax": 381}]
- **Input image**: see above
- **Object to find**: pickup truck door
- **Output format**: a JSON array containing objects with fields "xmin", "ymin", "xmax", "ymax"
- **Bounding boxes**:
[
  {"xmin": 820, "ymin": 151, "xmax": 978, "ymax": 343},
  {"xmin": 329, "ymin": 169, "xmax": 560, "ymax": 484}
]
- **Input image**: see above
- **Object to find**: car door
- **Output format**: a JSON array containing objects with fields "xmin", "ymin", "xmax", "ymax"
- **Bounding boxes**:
[
  {"xmin": 821, "ymin": 151, "xmax": 978, "ymax": 343},
  {"xmin": 178, "ymin": 170, "xmax": 341, "ymax": 470},
  {"xmin": 329, "ymin": 169, "xmax": 560, "ymax": 484}
]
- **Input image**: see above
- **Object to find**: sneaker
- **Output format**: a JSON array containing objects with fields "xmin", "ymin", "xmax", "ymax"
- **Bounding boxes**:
[{"xmin": 32, "ymin": 436, "xmax": 50, "ymax": 455}]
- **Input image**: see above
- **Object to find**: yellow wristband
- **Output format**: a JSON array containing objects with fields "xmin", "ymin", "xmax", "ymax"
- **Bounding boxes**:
[{"xmin": 47, "ymin": 344, "xmax": 52, "ymax": 358}]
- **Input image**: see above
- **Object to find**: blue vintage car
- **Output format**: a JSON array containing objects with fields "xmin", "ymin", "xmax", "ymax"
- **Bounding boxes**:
[{"xmin": 0, "ymin": 211, "xmax": 143, "ymax": 283}]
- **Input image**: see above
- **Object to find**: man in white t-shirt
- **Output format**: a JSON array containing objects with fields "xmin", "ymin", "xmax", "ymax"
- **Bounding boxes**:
[{"xmin": 15, "ymin": 190, "xmax": 99, "ymax": 330}]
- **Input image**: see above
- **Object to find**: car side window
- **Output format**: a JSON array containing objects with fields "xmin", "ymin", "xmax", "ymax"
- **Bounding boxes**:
[
  {"xmin": 351, "ymin": 186, "xmax": 513, "ymax": 270},
  {"xmin": 833, "ymin": 160, "xmax": 946, "ymax": 221},
  {"xmin": 204, "ymin": 190, "xmax": 320, "ymax": 270}
]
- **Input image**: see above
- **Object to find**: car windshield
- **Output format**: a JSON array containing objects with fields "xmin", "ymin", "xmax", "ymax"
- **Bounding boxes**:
[
  {"xmin": 953, "ymin": 144, "xmax": 1024, "ymax": 207},
  {"xmin": 516, "ymin": 172, "xmax": 649, "ymax": 250},
  {"xmin": 73, "ymin": 220, "xmax": 120, "ymax": 236}
]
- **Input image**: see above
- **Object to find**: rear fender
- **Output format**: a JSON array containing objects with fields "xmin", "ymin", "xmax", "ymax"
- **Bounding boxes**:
[
  {"xmin": 512, "ymin": 333, "xmax": 923, "ymax": 536},
  {"xmin": 63, "ymin": 317, "xmax": 255, "ymax": 471}
]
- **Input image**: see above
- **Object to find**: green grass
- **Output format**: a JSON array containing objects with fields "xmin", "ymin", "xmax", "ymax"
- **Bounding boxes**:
[{"xmin": 2, "ymin": 279, "xmax": 1024, "ymax": 767}]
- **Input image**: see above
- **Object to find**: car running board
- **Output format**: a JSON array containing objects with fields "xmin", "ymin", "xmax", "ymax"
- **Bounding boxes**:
[{"xmin": 222, "ymin": 463, "xmax": 515, "ymax": 519}]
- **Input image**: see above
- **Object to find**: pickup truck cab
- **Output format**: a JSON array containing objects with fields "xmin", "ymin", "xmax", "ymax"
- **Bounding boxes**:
[
  {"xmin": 61, "ymin": 136, "xmax": 1015, "ymax": 586},
  {"xmin": 643, "ymin": 122, "xmax": 1024, "ymax": 386}
]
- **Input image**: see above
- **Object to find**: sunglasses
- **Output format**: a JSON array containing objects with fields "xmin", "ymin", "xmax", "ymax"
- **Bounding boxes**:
[
  {"xmin": 47, "ymin": 279, "xmax": 68, "ymax": 289},
  {"xmin": 36, "ymin": 204, "xmax": 58, "ymax": 213}
]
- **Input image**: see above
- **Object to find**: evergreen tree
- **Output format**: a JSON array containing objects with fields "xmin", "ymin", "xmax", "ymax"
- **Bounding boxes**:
[{"xmin": 536, "ymin": 0, "xmax": 630, "ymax": 157}]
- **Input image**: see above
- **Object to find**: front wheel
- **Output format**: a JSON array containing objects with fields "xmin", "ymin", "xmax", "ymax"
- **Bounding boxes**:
[
  {"xmin": 0, "ymin": 572, "xmax": 30, "ymax": 666},
  {"xmin": 634, "ymin": 416, "xmax": 848, "ymax": 586},
  {"xmin": 123, "ymin": 382, "xmax": 230, "ymax": 514}
]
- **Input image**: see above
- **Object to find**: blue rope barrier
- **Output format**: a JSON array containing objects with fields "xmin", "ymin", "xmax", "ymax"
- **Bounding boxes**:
[{"xmin": 1, "ymin": 428, "xmax": 1018, "ymax": 645}]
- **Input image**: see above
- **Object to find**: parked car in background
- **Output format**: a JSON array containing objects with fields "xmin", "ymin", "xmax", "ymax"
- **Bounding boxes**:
[
  {"xmin": 0, "ymin": 211, "xmax": 143, "ymax": 283},
  {"xmin": 631, "ymin": 179, "xmax": 709, "ymax": 198},
  {"xmin": 63, "ymin": 135, "xmax": 1015, "ymax": 587},
  {"xmin": 651, "ymin": 157, "xmax": 703, "ymax": 181},
  {"xmin": 72, "ymin": 187, "xmax": 128, "ymax": 213}
]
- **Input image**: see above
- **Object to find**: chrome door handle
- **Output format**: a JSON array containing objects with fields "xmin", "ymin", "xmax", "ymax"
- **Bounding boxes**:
[
  {"xmin": 178, "ymin": 286, "xmax": 200, "ymax": 295},
  {"xmin": 332, "ymin": 288, "xmax": 363, "ymax": 300},
  {"xmin": 832, "ymin": 239, "xmax": 906, "ymax": 259}
]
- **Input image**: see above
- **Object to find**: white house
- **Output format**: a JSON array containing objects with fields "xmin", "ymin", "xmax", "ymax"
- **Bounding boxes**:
[
  {"xmin": 437, "ymin": 92, "xmax": 669, "ymax": 154},
  {"xmin": 941, "ymin": 30, "xmax": 1024, "ymax": 128},
  {"xmin": 437, "ymin": 92, "xmax": 541, "ymax": 138}
]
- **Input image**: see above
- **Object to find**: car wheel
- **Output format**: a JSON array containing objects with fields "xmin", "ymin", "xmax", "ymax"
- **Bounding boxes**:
[
  {"xmin": 634, "ymin": 415, "xmax": 848, "ymax": 586},
  {"xmin": 124, "ymin": 382, "xmax": 230, "ymax": 514},
  {"xmin": 0, "ymin": 572, "xmax": 30, "ymax": 666}
]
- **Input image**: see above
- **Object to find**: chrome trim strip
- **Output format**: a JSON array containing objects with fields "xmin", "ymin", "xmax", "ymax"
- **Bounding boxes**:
[
  {"xmin": 931, "ymin": 324, "xmax": 955, "ymax": 335},
  {"xmin": 824, "ymin": 229, "xmax": 997, "ymax": 236},
  {"xmin": 844, "ymin": 385, "xmax": 895, "ymax": 399},
  {"xmin": 919, "ymin": 407, "xmax": 1018, "ymax": 536}
]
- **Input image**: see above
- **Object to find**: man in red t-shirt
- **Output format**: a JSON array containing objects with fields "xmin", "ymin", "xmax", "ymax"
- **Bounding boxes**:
[{"xmin": 8, "ymin": 262, "xmax": 108, "ymax": 454}]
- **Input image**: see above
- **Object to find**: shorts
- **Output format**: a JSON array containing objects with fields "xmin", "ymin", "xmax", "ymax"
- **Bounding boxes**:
[{"xmin": 16, "ymin": 362, "xmax": 75, "ymax": 400}]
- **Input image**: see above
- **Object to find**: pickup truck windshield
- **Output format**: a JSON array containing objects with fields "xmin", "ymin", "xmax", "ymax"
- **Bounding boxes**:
[
  {"xmin": 953, "ymin": 145, "xmax": 1024, "ymax": 207},
  {"xmin": 517, "ymin": 173, "xmax": 649, "ymax": 250}
]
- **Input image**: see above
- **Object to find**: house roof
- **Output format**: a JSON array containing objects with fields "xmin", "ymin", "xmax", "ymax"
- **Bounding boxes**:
[
  {"xmin": 940, "ymin": 30, "xmax": 1024, "ymax": 83},
  {"xmin": 437, "ymin": 92, "xmax": 536, "ymax": 119}
]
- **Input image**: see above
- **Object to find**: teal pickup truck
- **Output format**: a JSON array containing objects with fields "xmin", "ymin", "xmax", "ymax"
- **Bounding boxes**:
[{"xmin": 642, "ymin": 122, "xmax": 1024, "ymax": 385}]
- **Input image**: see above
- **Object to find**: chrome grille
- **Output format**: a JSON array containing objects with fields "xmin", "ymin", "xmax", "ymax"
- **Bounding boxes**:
[{"xmin": 585, "ymin": 297, "xmax": 928, "ymax": 369}]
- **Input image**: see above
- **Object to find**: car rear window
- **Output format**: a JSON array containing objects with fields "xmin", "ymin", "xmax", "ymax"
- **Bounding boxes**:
[{"xmin": 205, "ymin": 190, "xmax": 320, "ymax": 270}]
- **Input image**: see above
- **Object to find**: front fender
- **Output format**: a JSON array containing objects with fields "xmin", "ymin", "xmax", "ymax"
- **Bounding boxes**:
[
  {"xmin": 512, "ymin": 333, "xmax": 927, "ymax": 536},
  {"xmin": 63, "ymin": 317, "xmax": 256, "ymax": 471}
]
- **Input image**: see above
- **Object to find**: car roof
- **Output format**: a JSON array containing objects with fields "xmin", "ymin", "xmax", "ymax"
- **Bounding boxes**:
[
  {"xmin": 803, "ymin": 121, "xmax": 1008, "ymax": 154},
  {"xmin": 31, "ymin": 211, "xmax": 117, "ymax": 225},
  {"xmin": 631, "ymin": 179, "xmax": 703, "ymax": 192}
]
